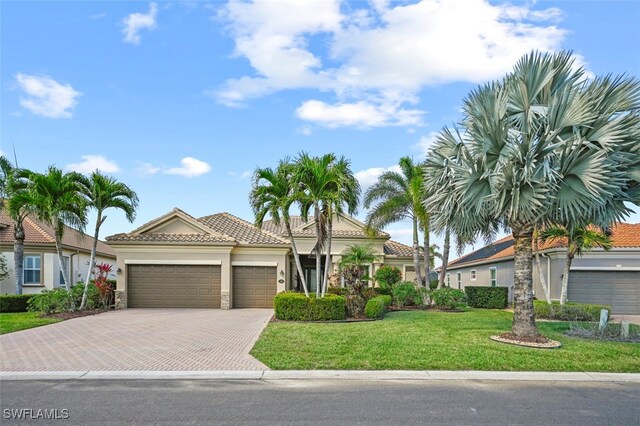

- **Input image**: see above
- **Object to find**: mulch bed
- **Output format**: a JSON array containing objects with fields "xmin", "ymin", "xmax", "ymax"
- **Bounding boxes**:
[
  {"xmin": 490, "ymin": 333, "xmax": 562, "ymax": 349},
  {"xmin": 42, "ymin": 309, "xmax": 110, "ymax": 321}
]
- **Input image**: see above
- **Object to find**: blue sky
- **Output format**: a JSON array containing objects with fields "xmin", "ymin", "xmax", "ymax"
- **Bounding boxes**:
[{"xmin": 2, "ymin": 0, "xmax": 639, "ymax": 259}]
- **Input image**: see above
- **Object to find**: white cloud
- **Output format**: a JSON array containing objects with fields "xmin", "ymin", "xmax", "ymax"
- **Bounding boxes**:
[
  {"xmin": 122, "ymin": 2, "xmax": 158, "ymax": 45},
  {"xmin": 65, "ymin": 155, "xmax": 121, "ymax": 174},
  {"xmin": 355, "ymin": 165, "xmax": 401, "ymax": 190},
  {"xmin": 413, "ymin": 131, "xmax": 440, "ymax": 157},
  {"xmin": 164, "ymin": 157, "xmax": 211, "ymax": 178},
  {"xmin": 240, "ymin": 170, "xmax": 252, "ymax": 179},
  {"xmin": 216, "ymin": 0, "xmax": 570, "ymax": 128},
  {"xmin": 136, "ymin": 162, "xmax": 161, "ymax": 176},
  {"xmin": 15, "ymin": 73, "xmax": 81, "ymax": 118}
]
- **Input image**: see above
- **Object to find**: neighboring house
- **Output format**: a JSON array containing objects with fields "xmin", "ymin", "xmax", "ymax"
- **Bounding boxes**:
[
  {"xmin": 0, "ymin": 211, "xmax": 117, "ymax": 295},
  {"xmin": 445, "ymin": 223, "xmax": 640, "ymax": 314},
  {"xmin": 106, "ymin": 208, "xmax": 415, "ymax": 310}
]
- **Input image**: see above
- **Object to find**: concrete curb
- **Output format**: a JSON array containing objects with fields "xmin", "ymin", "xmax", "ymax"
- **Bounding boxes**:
[{"xmin": 1, "ymin": 370, "xmax": 639, "ymax": 382}]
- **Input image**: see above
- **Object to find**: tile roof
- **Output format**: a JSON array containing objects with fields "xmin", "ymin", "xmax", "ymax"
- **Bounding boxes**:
[
  {"xmin": 262, "ymin": 216, "xmax": 389, "ymax": 238},
  {"xmin": 197, "ymin": 213, "xmax": 289, "ymax": 245},
  {"xmin": 383, "ymin": 240, "xmax": 414, "ymax": 257},
  {"xmin": 105, "ymin": 232, "xmax": 234, "ymax": 243},
  {"xmin": 0, "ymin": 211, "xmax": 115, "ymax": 257},
  {"xmin": 449, "ymin": 222, "xmax": 640, "ymax": 268}
]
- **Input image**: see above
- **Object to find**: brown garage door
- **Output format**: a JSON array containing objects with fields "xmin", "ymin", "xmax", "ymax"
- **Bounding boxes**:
[
  {"xmin": 233, "ymin": 266, "xmax": 277, "ymax": 308},
  {"xmin": 128, "ymin": 265, "xmax": 221, "ymax": 308},
  {"xmin": 568, "ymin": 271, "xmax": 640, "ymax": 314}
]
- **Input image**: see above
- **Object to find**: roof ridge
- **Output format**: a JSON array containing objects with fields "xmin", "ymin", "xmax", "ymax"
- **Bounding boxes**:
[
  {"xmin": 24, "ymin": 216, "xmax": 55, "ymax": 243},
  {"xmin": 219, "ymin": 212, "xmax": 290, "ymax": 244}
]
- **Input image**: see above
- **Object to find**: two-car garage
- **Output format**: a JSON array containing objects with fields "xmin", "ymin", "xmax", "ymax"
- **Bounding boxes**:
[
  {"xmin": 568, "ymin": 271, "xmax": 640, "ymax": 315},
  {"xmin": 127, "ymin": 264, "xmax": 277, "ymax": 309}
]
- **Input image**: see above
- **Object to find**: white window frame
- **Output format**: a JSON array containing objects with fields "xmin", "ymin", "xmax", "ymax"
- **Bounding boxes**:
[
  {"xmin": 490, "ymin": 267, "xmax": 497, "ymax": 287},
  {"xmin": 24, "ymin": 254, "xmax": 42, "ymax": 285},
  {"xmin": 456, "ymin": 271, "xmax": 461, "ymax": 289},
  {"xmin": 470, "ymin": 269, "xmax": 477, "ymax": 281}
]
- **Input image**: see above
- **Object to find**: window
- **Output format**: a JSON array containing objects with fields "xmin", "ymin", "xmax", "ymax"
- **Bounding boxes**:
[
  {"xmin": 470, "ymin": 269, "xmax": 477, "ymax": 281},
  {"xmin": 446, "ymin": 273, "xmax": 450, "ymax": 287},
  {"xmin": 24, "ymin": 255, "xmax": 42, "ymax": 285},
  {"xmin": 490, "ymin": 267, "xmax": 497, "ymax": 287},
  {"xmin": 58, "ymin": 256, "xmax": 70, "ymax": 286},
  {"xmin": 456, "ymin": 272, "xmax": 461, "ymax": 289}
]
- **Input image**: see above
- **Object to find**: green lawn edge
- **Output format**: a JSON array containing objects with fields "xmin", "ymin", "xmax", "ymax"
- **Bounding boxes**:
[
  {"xmin": 251, "ymin": 309, "xmax": 640, "ymax": 372},
  {"xmin": 0, "ymin": 312, "xmax": 62, "ymax": 335}
]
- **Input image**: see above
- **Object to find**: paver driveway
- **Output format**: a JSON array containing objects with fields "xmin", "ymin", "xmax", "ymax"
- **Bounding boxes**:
[{"xmin": 0, "ymin": 309, "xmax": 273, "ymax": 371}]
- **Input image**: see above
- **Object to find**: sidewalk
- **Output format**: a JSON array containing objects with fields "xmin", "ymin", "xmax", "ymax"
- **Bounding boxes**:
[{"xmin": 2, "ymin": 370, "xmax": 639, "ymax": 382}]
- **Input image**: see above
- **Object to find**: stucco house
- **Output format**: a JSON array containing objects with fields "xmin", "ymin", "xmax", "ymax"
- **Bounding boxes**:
[
  {"xmin": 105, "ymin": 208, "xmax": 415, "ymax": 309},
  {"xmin": 445, "ymin": 223, "xmax": 640, "ymax": 314},
  {"xmin": 0, "ymin": 211, "xmax": 117, "ymax": 294}
]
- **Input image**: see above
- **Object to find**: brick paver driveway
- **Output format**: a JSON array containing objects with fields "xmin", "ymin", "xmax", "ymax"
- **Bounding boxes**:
[{"xmin": 0, "ymin": 309, "xmax": 273, "ymax": 371}]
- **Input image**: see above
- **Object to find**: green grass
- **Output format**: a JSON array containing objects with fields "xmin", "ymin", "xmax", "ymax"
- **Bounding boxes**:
[
  {"xmin": 0, "ymin": 312, "xmax": 61, "ymax": 334},
  {"xmin": 251, "ymin": 309, "xmax": 640, "ymax": 372}
]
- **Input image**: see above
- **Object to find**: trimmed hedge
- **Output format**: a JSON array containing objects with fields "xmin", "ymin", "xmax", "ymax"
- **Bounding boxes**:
[
  {"xmin": 465, "ymin": 286, "xmax": 509, "ymax": 309},
  {"xmin": 274, "ymin": 291, "xmax": 346, "ymax": 321},
  {"xmin": 534, "ymin": 300, "xmax": 610, "ymax": 322},
  {"xmin": 364, "ymin": 297, "xmax": 386, "ymax": 319},
  {"xmin": 431, "ymin": 288, "xmax": 466, "ymax": 310},
  {"xmin": 0, "ymin": 294, "xmax": 34, "ymax": 313},
  {"xmin": 377, "ymin": 294, "xmax": 392, "ymax": 308}
]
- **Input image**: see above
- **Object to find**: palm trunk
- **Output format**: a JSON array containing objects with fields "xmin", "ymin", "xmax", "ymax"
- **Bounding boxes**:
[
  {"xmin": 438, "ymin": 228, "xmax": 450, "ymax": 289},
  {"xmin": 322, "ymin": 216, "xmax": 333, "ymax": 297},
  {"xmin": 533, "ymin": 232, "xmax": 551, "ymax": 304},
  {"xmin": 560, "ymin": 253, "xmax": 574, "ymax": 305},
  {"xmin": 314, "ymin": 205, "xmax": 322, "ymax": 297},
  {"xmin": 14, "ymin": 222, "xmax": 25, "ymax": 295},
  {"xmin": 81, "ymin": 212, "xmax": 102, "ymax": 310},
  {"xmin": 412, "ymin": 217, "xmax": 423, "ymax": 286},
  {"xmin": 511, "ymin": 225, "xmax": 539, "ymax": 338},
  {"xmin": 423, "ymin": 219, "xmax": 430, "ymax": 288},
  {"xmin": 55, "ymin": 238, "xmax": 71, "ymax": 292},
  {"xmin": 285, "ymin": 218, "xmax": 309, "ymax": 297}
]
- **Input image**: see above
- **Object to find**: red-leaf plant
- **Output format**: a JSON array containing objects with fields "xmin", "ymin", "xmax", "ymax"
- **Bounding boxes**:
[{"xmin": 93, "ymin": 263, "xmax": 114, "ymax": 308}]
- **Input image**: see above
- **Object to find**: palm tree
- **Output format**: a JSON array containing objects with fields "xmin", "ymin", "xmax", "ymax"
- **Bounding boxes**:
[
  {"xmin": 338, "ymin": 243, "xmax": 375, "ymax": 277},
  {"xmin": 250, "ymin": 159, "xmax": 310, "ymax": 297},
  {"xmin": 424, "ymin": 51, "xmax": 640, "ymax": 338},
  {"xmin": 25, "ymin": 167, "xmax": 88, "ymax": 297},
  {"xmin": 297, "ymin": 153, "xmax": 360, "ymax": 297},
  {"xmin": 533, "ymin": 226, "xmax": 552, "ymax": 304},
  {"xmin": 540, "ymin": 225, "xmax": 612, "ymax": 305},
  {"xmin": 77, "ymin": 171, "xmax": 138, "ymax": 310},
  {"xmin": 364, "ymin": 157, "xmax": 428, "ymax": 286},
  {"xmin": 0, "ymin": 156, "xmax": 31, "ymax": 295}
]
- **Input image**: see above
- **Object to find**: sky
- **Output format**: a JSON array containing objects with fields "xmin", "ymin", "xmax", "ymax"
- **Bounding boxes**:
[{"xmin": 2, "ymin": 0, "xmax": 639, "ymax": 262}]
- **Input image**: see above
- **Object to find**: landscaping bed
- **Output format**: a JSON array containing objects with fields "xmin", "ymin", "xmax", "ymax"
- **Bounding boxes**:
[
  {"xmin": 44, "ymin": 308, "xmax": 110, "ymax": 321},
  {"xmin": 251, "ymin": 309, "xmax": 640, "ymax": 372}
]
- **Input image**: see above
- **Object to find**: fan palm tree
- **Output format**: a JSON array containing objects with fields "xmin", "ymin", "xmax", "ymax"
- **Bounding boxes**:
[
  {"xmin": 0, "ymin": 156, "xmax": 31, "ymax": 294},
  {"xmin": 250, "ymin": 159, "xmax": 310, "ymax": 297},
  {"xmin": 540, "ymin": 225, "xmax": 612, "ymax": 305},
  {"xmin": 364, "ymin": 157, "xmax": 429, "ymax": 286},
  {"xmin": 297, "ymin": 153, "xmax": 360, "ymax": 297},
  {"xmin": 77, "ymin": 171, "xmax": 138, "ymax": 309},
  {"xmin": 424, "ymin": 51, "xmax": 640, "ymax": 338},
  {"xmin": 25, "ymin": 167, "xmax": 88, "ymax": 297}
]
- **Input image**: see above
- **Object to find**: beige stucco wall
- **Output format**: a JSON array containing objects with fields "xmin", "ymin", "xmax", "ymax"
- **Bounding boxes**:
[{"xmin": 1, "ymin": 249, "xmax": 116, "ymax": 295}]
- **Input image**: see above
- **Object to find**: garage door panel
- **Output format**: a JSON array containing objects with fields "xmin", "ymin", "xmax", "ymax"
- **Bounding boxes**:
[
  {"xmin": 233, "ymin": 266, "xmax": 277, "ymax": 308},
  {"xmin": 128, "ymin": 264, "xmax": 221, "ymax": 308},
  {"xmin": 568, "ymin": 271, "xmax": 639, "ymax": 314}
]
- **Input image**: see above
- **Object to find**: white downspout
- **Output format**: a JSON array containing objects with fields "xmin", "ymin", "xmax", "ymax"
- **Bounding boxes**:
[{"xmin": 542, "ymin": 252, "xmax": 551, "ymax": 301}]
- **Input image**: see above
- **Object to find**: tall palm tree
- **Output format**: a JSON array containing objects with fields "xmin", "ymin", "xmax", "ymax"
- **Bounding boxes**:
[
  {"xmin": 250, "ymin": 159, "xmax": 310, "ymax": 297},
  {"xmin": 425, "ymin": 51, "xmax": 640, "ymax": 338},
  {"xmin": 0, "ymin": 156, "xmax": 31, "ymax": 295},
  {"xmin": 364, "ymin": 157, "xmax": 428, "ymax": 286},
  {"xmin": 25, "ymin": 167, "xmax": 88, "ymax": 296},
  {"xmin": 297, "ymin": 153, "xmax": 360, "ymax": 297},
  {"xmin": 540, "ymin": 225, "xmax": 612, "ymax": 305},
  {"xmin": 77, "ymin": 171, "xmax": 138, "ymax": 309}
]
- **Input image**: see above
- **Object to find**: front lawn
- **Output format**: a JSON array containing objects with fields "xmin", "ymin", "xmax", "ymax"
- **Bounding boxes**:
[
  {"xmin": 251, "ymin": 309, "xmax": 640, "ymax": 372},
  {"xmin": 0, "ymin": 312, "xmax": 62, "ymax": 334}
]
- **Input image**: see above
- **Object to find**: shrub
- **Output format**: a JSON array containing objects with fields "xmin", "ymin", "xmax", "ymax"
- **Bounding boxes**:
[
  {"xmin": 327, "ymin": 286, "xmax": 347, "ymax": 296},
  {"xmin": 274, "ymin": 292, "xmax": 346, "ymax": 321},
  {"xmin": 431, "ymin": 288, "xmax": 466, "ymax": 310},
  {"xmin": 429, "ymin": 279, "xmax": 439, "ymax": 290},
  {"xmin": 364, "ymin": 297, "xmax": 386, "ymax": 319},
  {"xmin": 0, "ymin": 294, "xmax": 34, "ymax": 313},
  {"xmin": 377, "ymin": 294, "xmax": 392, "ymax": 308},
  {"xmin": 28, "ymin": 288, "xmax": 73, "ymax": 314},
  {"xmin": 534, "ymin": 300, "xmax": 610, "ymax": 322},
  {"xmin": 466, "ymin": 286, "xmax": 509, "ymax": 309},
  {"xmin": 374, "ymin": 266, "xmax": 402, "ymax": 291},
  {"xmin": 392, "ymin": 281, "xmax": 420, "ymax": 307}
]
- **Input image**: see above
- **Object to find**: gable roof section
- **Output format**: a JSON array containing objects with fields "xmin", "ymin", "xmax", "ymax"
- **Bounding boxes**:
[
  {"xmin": 262, "ymin": 215, "xmax": 389, "ymax": 238},
  {"xmin": 197, "ymin": 213, "xmax": 289, "ymax": 245},
  {"xmin": 0, "ymin": 211, "xmax": 115, "ymax": 257},
  {"xmin": 449, "ymin": 222, "xmax": 640, "ymax": 268},
  {"xmin": 383, "ymin": 240, "xmax": 414, "ymax": 257}
]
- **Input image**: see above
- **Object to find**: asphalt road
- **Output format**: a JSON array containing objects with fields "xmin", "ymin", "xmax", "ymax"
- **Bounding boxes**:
[{"xmin": 1, "ymin": 379, "xmax": 639, "ymax": 425}]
